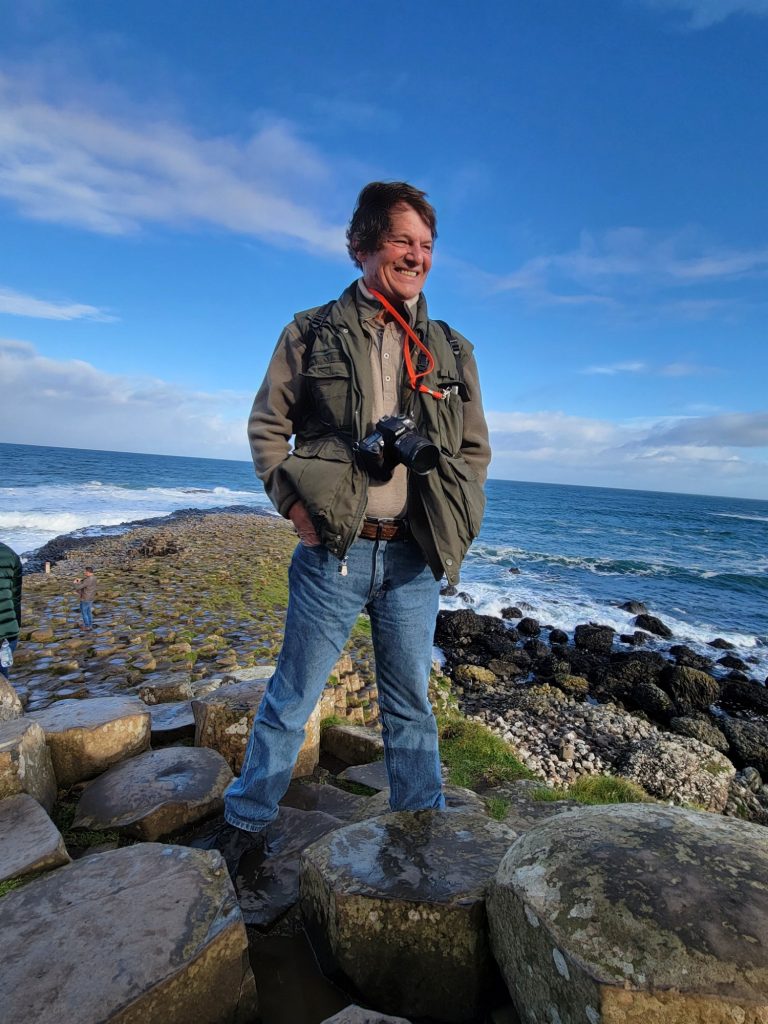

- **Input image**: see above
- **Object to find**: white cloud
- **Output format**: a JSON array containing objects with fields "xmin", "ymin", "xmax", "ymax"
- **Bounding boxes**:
[
  {"xmin": 637, "ymin": 0, "xmax": 768, "ymax": 28},
  {"xmin": 0, "ymin": 286, "xmax": 115, "ymax": 321},
  {"xmin": 581, "ymin": 360, "xmax": 714, "ymax": 377},
  {"xmin": 0, "ymin": 74, "xmax": 347, "ymax": 254},
  {"xmin": 492, "ymin": 227, "xmax": 768, "ymax": 315},
  {"xmin": 486, "ymin": 408, "xmax": 768, "ymax": 498},
  {"xmin": 0, "ymin": 339, "xmax": 252, "ymax": 460}
]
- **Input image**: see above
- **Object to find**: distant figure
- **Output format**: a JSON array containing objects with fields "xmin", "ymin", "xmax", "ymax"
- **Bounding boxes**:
[
  {"xmin": 0, "ymin": 541, "xmax": 22, "ymax": 679},
  {"xmin": 74, "ymin": 566, "xmax": 97, "ymax": 630},
  {"xmin": 197, "ymin": 181, "xmax": 490, "ymax": 874}
]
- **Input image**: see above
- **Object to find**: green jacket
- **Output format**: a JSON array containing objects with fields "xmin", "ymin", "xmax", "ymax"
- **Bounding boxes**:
[
  {"xmin": 0, "ymin": 542, "xmax": 22, "ymax": 640},
  {"xmin": 248, "ymin": 283, "xmax": 490, "ymax": 585}
]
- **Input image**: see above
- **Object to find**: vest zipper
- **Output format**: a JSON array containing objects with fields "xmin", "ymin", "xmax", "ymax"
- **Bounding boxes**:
[{"xmin": 336, "ymin": 326, "xmax": 368, "ymax": 559}]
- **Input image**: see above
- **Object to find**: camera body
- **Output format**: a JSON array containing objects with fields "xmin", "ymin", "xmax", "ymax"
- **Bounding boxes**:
[{"xmin": 355, "ymin": 415, "xmax": 440, "ymax": 480}]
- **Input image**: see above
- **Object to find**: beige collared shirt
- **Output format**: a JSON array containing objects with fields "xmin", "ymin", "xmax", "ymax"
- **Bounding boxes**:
[{"xmin": 358, "ymin": 280, "xmax": 415, "ymax": 519}]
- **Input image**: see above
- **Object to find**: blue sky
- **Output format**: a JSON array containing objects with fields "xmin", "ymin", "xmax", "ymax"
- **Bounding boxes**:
[{"xmin": 1, "ymin": 0, "xmax": 767, "ymax": 498}]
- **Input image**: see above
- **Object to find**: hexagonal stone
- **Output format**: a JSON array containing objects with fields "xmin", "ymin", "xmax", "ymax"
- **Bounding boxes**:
[
  {"xmin": 138, "ymin": 673, "xmax": 193, "ymax": 704},
  {"xmin": 301, "ymin": 811, "xmax": 519, "ymax": 1022},
  {"xmin": 0, "ymin": 844, "xmax": 257, "ymax": 1023},
  {"xmin": 0, "ymin": 718, "xmax": 57, "ymax": 811},
  {"xmin": 0, "ymin": 794, "xmax": 70, "ymax": 882},
  {"xmin": 488, "ymin": 803, "xmax": 768, "ymax": 1024},
  {"xmin": 337, "ymin": 760, "xmax": 389, "ymax": 792},
  {"xmin": 149, "ymin": 700, "xmax": 195, "ymax": 743},
  {"xmin": 73, "ymin": 747, "xmax": 234, "ymax": 840},
  {"xmin": 26, "ymin": 696, "xmax": 151, "ymax": 787},
  {"xmin": 281, "ymin": 780, "xmax": 369, "ymax": 822},
  {"xmin": 192, "ymin": 679, "xmax": 319, "ymax": 777},
  {"xmin": 321, "ymin": 725, "xmax": 385, "ymax": 765},
  {"xmin": 352, "ymin": 785, "xmax": 486, "ymax": 822}
]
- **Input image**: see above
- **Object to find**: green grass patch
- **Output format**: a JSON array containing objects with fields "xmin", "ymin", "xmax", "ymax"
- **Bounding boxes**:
[
  {"xmin": 51, "ymin": 799, "xmax": 121, "ymax": 848},
  {"xmin": 351, "ymin": 615, "xmax": 372, "ymax": 639},
  {"xmin": 0, "ymin": 877, "xmax": 26, "ymax": 898},
  {"xmin": 320, "ymin": 715, "xmax": 344, "ymax": 732},
  {"xmin": 485, "ymin": 795, "xmax": 511, "ymax": 821},
  {"xmin": 437, "ymin": 713, "xmax": 533, "ymax": 789},
  {"xmin": 532, "ymin": 775, "xmax": 648, "ymax": 805}
]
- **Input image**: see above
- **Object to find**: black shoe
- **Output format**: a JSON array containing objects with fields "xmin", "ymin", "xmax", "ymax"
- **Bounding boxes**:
[{"xmin": 190, "ymin": 818, "xmax": 266, "ymax": 877}]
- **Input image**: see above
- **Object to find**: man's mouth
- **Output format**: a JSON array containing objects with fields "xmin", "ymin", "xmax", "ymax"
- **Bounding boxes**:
[{"xmin": 395, "ymin": 268, "xmax": 419, "ymax": 277}]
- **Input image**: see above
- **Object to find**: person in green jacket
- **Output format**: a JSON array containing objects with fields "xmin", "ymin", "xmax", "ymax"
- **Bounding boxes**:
[
  {"xmin": 199, "ymin": 182, "xmax": 491, "ymax": 874},
  {"xmin": 0, "ymin": 541, "xmax": 22, "ymax": 680}
]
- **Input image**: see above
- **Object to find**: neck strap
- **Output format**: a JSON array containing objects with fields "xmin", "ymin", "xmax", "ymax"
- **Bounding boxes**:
[{"xmin": 368, "ymin": 289, "xmax": 445, "ymax": 400}]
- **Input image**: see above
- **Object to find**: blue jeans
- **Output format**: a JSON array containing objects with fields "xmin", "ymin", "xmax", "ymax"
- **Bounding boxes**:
[
  {"xmin": 80, "ymin": 601, "xmax": 93, "ymax": 628},
  {"xmin": 225, "ymin": 536, "xmax": 444, "ymax": 832},
  {"xmin": 0, "ymin": 637, "xmax": 17, "ymax": 679}
]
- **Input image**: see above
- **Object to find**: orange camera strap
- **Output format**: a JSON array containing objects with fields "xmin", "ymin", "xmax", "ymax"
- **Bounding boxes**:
[{"xmin": 369, "ymin": 288, "xmax": 446, "ymax": 401}]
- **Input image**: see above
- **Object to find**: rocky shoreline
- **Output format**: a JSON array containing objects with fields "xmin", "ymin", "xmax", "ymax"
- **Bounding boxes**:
[{"xmin": 9, "ymin": 506, "xmax": 768, "ymax": 825}]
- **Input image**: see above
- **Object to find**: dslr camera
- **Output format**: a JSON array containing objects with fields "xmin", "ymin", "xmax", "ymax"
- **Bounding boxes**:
[{"xmin": 354, "ymin": 415, "xmax": 440, "ymax": 481}]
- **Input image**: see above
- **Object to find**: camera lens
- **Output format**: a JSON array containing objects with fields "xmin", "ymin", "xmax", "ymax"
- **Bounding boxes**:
[{"xmin": 394, "ymin": 433, "xmax": 440, "ymax": 475}]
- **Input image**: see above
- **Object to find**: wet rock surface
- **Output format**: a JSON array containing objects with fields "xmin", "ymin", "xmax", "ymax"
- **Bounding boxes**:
[
  {"xmin": 148, "ymin": 699, "xmax": 195, "ymax": 742},
  {"xmin": 26, "ymin": 695, "xmax": 151, "ymax": 787},
  {"xmin": 0, "ymin": 675, "xmax": 24, "ymax": 722},
  {"xmin": 301, "ymin": 810, "xmax": 518, "ymax": 1022},
  {"xmin": 488, "ymin": 803, "xmax": 768, "ymax": 1024},
  {"xmin": 0, "ymin": 717, "xmax": 57, "ymax": 810},
  {"xmin": 281, "ymin": 779, "xmax": 370, "ymax": 822},
  {"xmin": 337, "ymin": 760, "xmax": 390, "ymax": 792},
  {"xmin": 0, "ymin": 793, "xmax": 70, "ymax": 882},
  {"xmin": 0, "ymin": 843, "xmax": 257, "ymax": 1024},
  {"xmin": 321, "ymin": 724, "xmax": 385, "ymax": 765},
  {"xmin": 73, "ymin": 746, "xmax": 234, "ymax": 840}
]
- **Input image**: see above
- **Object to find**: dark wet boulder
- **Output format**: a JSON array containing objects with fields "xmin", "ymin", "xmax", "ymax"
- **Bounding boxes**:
[
  {"xmin": 281, "ymin": 781, "xmax": 369, "ymax": 822},
  {"xmin": 301, "ymin": 811, "xmax": 517, "ymax": 1023},
  {"xmin": 669, "ymin": 715, "xmax": 729, "ymax": 753},
  {"xmin": 709, "ymin": 637, "xmax": 735, "ymax": 650},
  {"xmin": 629, "ymin": 681, "xmax": 676, "ymax": 722},
  {"xmin": 634, "ymin": 613, "xmax": 673, "ymax": 638},
  {"xmin": 500, "ymin": 606, "xmax": 523, "ymax": 620},
  {"xmin": 523, "ymin": 639, "xmax": 549, "ymax": 661},
  {"xmin": 718, "ymin": 654, "xmax": 748, "ymax": 671},
  {"xmin": 619, "ymin": 630, "xmax": 648, "ymax": 646},
  {"xmin": 661, "ymin": 665, "xmax": 720, "ymax": 713},
  {"xmin": 517, "ymin": 617, "xmax": 541, "ymax": 638},
  {"xmin": 439, "ymin": 584, "xmax": 458, "ymax": 597},
  {"xmin": 719, "ymin": 678, "xmax": 768, "ymax": 716},
  {"xmin": 722, "ymin": 718, "xmax": 768, "ymax": 776},
  {"xmin": 488, "ymin": 804, "xmax": 768, "ymax": 1024},
  {"xmin": 487, "ymin": 651, "xmax": 531, "ymax": 680},
  {"xmin": 548, "ymin": 628, "xmax": 568, "ymax": 646},
  {"xmin": 590, "ymin": 651, "xmax": 667, "ymax": 704},
  {"xmin": 434, "ymin": 610, "xmax": 499, "ymax": 646},
  {"xmin": 534, "ymin": 655, "xmax": 571, "ymax": 681},
  {"xmin": 574, "ymin": 623, "xmax": 615, "ymax": 656},
  {"xmin": 620, "ymin": 600, "xmax": 647, "ymax": 614},
  {"xmin": 669, "ymin": 644, "xmax": 714, "ymax": 672},
  {"xmin": 725, "ymin": 669, "xmax": 751, "ymax": 683}
]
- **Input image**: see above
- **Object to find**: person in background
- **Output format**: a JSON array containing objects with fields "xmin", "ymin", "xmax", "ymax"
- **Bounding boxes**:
[
  {"xmin": 0, "ymin": 541, "xmax": 22, "ymax": 680},
  {"xmin": 74, "ymin": 566, "xmax": 97, "ymax": 631},
  {"xmin": 199, "ymin": 181, "xmax": 490, "ymax": 874}
]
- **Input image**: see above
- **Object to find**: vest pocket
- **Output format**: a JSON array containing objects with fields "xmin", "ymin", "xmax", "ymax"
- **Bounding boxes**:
[
  {"xmin": 440, "ymin": 453, "xmax": 486, "ymax": 541},
  {"xmin": 302, "ymin": 360, "xmax": 352, "ymax": 429}
]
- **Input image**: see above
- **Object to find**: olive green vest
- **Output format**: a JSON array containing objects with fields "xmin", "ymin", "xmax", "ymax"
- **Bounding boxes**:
[{"xmin": 276, "ymin": 284, "xmax": 486, "ymax": 585}]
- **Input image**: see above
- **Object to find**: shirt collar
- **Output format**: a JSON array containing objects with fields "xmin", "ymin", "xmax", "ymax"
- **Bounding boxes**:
[{"xmin": 357, "ymin": 279, "xmax": 419, "ymax": 326}]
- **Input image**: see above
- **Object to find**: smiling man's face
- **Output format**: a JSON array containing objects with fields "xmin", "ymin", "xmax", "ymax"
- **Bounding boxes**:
[{"xmin": 358, "ymin": 202, "xmax": 434, "ymax": 304}]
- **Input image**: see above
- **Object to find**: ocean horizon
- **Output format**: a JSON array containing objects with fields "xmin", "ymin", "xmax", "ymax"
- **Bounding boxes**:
[{"xmin": 2, "ymin": 441, "xmax": 767, "ymax": 678}]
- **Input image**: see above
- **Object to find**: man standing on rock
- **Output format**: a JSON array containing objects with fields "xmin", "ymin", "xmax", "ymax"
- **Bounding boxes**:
[
  {"xmin": 0, "ymin": 541, "xmax": 22, "ymax": 680},
  {"xmin": 74, "ymin": 566, "xmax": 97, "ymax": 631},
  {"xmin": 205, "ymin": 181, "xmax": 490, "ymax": 870}
]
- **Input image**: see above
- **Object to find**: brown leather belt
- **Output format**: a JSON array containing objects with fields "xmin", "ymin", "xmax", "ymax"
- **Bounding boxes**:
[{"xmin": 359, "ymin": 517, "xmax": 409, "ymax": 541}]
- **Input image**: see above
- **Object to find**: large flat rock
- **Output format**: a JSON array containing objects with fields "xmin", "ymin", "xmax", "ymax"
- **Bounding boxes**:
[
  {"xmin": 0, "ymin": 717, "xmax": 57, "ymax": 810},
  {"xmin": 73, "ymin": 746, "xmax": 234, "ymax": 840},
  {"xmin": 301, "ymin": 810, "xmax": 519, "ymax": 1022},
  {"xmin": 488, "ymin": 803, "xmax": 768, "ymax": 1024},
  {"xmin": 192, "ymin": 678, "xmax": 320, "ymax": 777},
  {"xmin": 148, "ymin": 700, "xmax": 195, "ymax": 743},
  {"xmin": 0, "ymin": 843, "xmax": 257, "ymax": 1023},
  {"xmin": 336, "ymin": 760, "xmax": 390, "ymax": 793},
  {"xmin": 0, "ymin": 793, "xmax": 70, "ymax": 882},
  {"xmin": 26, "ymin": 696, "xmax": 151, "ymax": 787},
  {"xmin": 281, "ymin": 780, "xmax": 370, "ymax": 822}
]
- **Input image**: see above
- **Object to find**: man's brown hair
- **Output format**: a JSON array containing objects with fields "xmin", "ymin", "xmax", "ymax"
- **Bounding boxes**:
[{"xmin": 346, "ymin": 181, "xmax": 437, "ymax": 268}]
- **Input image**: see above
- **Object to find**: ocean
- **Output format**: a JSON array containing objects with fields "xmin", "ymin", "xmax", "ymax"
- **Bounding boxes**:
[{"xmin": 2, "ymin": 442, "xmax": 767, "ymax": 676}]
